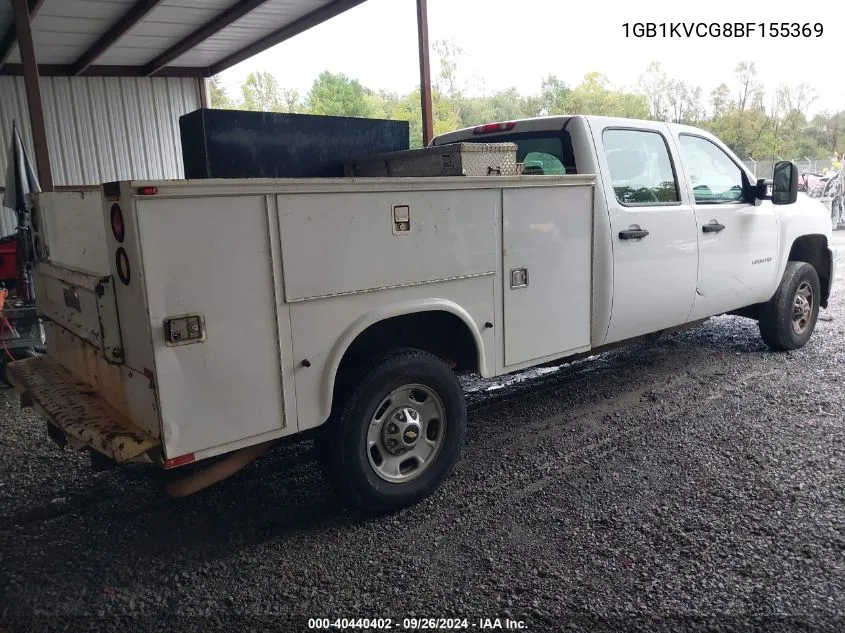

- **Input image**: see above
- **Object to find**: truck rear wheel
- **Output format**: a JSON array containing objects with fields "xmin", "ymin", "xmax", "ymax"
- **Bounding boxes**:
[
  {"xmin": 758, "ymin": 261, "xmax": 821, "ymax": 351},
  {"xmin": 317, "ymin": 348, "xmax": 467, "ymax": 512}
]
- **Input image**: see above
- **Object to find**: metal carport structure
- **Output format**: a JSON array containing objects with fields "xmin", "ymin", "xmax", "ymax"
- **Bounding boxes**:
[{"xmin": 0, "ymin": 0, "xmax": 435, "ymax": 193}]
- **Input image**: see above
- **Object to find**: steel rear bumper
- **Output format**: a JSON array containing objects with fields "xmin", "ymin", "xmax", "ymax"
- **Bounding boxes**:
[{"xmin": 7, "ymin": 355, "xmax": 160, "ymax": 463}]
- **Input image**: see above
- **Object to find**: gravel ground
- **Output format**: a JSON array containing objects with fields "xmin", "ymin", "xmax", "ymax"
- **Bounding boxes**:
[{"xmin": 2, "ymin": 234, "xmax": 845, "ymax": 633}]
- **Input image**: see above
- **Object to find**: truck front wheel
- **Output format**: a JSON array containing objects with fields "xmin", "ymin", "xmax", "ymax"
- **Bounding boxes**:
[
  {"xmin": 758, "ymin": 261, "xmax": 821, "ymax": 351},
  {"xmin": 317, "ymin": 348, "xmax": 467, "ymax": 512}
]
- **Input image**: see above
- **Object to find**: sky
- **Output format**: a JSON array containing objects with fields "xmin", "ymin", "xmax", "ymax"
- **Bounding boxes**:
[{"xmin": 218, "ymin": 0, "xmax": 844, "ymax": 117}]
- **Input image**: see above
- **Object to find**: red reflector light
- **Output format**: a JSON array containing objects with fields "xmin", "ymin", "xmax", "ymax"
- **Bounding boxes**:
[
  {"xmin": 164, "ymin": 453, "xmax": 196, "ymax": 469},
  {"xmin": 110, "ymin": 203, "xmax": 125, "ymax": 243},
  {"xmin": 138, "ymin": 186, "xmax": 158, "ymax": 195},
  {"xmin": 472, "ymin": 121, "xmax": 516, "ymax": 135}
]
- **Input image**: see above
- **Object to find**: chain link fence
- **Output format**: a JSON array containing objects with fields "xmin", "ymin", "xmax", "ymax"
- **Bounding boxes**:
[
  {"xmin": 740, "ymin": 157, "xmax": 844, "ymax": 229},
  {"xmin": 742, "ymin": 158, "xmax": 835, "ymax": 177}
]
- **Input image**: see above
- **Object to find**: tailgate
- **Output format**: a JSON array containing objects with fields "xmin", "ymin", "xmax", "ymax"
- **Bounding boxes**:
[{"xmin": 33, "ymin": 262, "xmax": 124, "ymax": 364}]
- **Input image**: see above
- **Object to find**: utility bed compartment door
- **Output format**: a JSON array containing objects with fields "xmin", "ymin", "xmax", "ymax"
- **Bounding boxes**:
[
  {"xmin": 34, "ymin": 263, "xmax": 103, "ymax": 350},
  {"xmin": 276, "ymin": 189, "xmax": 497, "ymax": 301},
  {"xmin": 30, "ymin": 189, "xmax": 110, "ymax": 276},
  {"xmin": 502, "ymin": 185, "xmax": 593, "ymax": 366}
]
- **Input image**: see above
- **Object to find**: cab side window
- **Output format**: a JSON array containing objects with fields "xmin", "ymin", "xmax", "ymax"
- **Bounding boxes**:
[
  {"xmin": 679, "ymin": 135, "xmax": 745, "ymax": 204},
  {"xmin": 602, "ymin": 129, "xmax": 680, "ymax": 204}
]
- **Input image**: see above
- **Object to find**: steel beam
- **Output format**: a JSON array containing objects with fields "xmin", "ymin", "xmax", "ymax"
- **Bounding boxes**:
[
  {"xmin": 416, "ymin": 0, "xmax": 434, "ymax": 147},
  {"xmin": 209, "ymin": 0, "xmax": 367, "ymax": 76},
  {"xmin": 0, "ymin": 0, "xmax": 44, "ymax": 71},
  {"xmin": 0, "ymin": 63, "xmax": 209, "ymax": 77},
  {"xmin": 143, "ymin": 0, "xmax": 272, "ymax": 77},
  {"xmin": 12, "ymin": 0, "xmax": 53, "ymax": 191},
  {"xmin": 71, "ymin": 0, "xmax": 164, "ymax": 76}
]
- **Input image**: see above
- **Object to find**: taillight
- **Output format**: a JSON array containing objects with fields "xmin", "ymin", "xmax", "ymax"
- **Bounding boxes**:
[
  {"xmin": 472, "ymin": 121, "xmax": 516, "ymax": 135},
  {"xmin": 137, "ymin": 186, "xmax": 158, "ymax": 196},
  {"xmin": 110, "ymin": 203, "xmax": 125, "ymax": 243}
]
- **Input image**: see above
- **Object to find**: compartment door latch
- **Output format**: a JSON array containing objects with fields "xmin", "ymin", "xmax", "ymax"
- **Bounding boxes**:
[
  {"xmin": 510, "ymin": 268, "xmax": 529, "ymax": 289},
  {"xmin": 164, "ymin": 313, "xmax": 206, "ymax": 347}
]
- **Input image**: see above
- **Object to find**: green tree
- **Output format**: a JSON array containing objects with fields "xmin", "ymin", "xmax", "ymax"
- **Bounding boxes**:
[
  {"xmin": 706, "ymin": 107, "xmax": 775, "ymax": 159},
  {"xmin": 432, "ymin": 39, "xmax": 468, "ymax": 123},
  {"xmin": 214, "ymin": 55, "xmax": 835, "ymax": 164},
  {"xmin": 809, "ymin": 111, "xmax": 845, "ymax": 154},
  {"xmin": 639, "ymin": 62, "xmax": 668, "ymax": 120},
  {"xmin": 208, "ymin": 76, "xmax": 235, "ymax": 109},
  {"xmin": 364, "ymin": 89, "xmax": 401, "ymax": 120},
  {"xmin": 392, "ymin": 88, "xmax": 461, "ymax": 148},
  {"xmin": 734, "ymin": 61, "xmax": 761, "ymax": 111},
  {"xmin": 538, "ymin": 75, "xmax": 570, "ymax": 115},
  {"xmin": 305, "ymin": 71, "xmax": 375, "ymax": 117},
  {"xmin": 241, "ymin": 71, "xmax": 284, "ymax": 112},
  {"xmin": 567, "ymin": 73, "xmax": 649, "ymax": 118},
  {"xmin": 709, "ymin": 83, "xmax": 731, "ymax": 119},
  {"xmin": 280, "ymin": 88, "xmax": 302, "ymax": 113}
]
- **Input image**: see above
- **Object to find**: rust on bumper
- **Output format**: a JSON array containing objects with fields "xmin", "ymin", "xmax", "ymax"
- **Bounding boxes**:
[{"xmin": 7, "ymin": 355, "xmax": 160, "ymax": 463}]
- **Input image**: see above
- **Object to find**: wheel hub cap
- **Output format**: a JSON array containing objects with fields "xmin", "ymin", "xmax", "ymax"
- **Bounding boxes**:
[
  {"xmin": 382, "ymin": 407, "xmax": 422, "ymax": 455},
  {"xmin": 366, "ymin": 384, "xmax": 446, "ymax": 484},
  {"xmin": 792, "ymin": 281, "xmax": 814, "ymax": 335}
]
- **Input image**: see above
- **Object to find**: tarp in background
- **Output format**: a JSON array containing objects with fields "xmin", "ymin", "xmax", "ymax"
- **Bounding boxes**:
[{"xmin": 1, "ymin": 120, "xmax": 40, "ymax": 240}]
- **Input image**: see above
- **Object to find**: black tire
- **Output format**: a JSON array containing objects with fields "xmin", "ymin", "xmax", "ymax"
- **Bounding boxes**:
[
  {"xmin": 316, "ymin": 348, "xmax": 467, "ymax": 512},
  {"xmin": 759, "ymin": 261, "xmax": 821, "ymax": 351}
]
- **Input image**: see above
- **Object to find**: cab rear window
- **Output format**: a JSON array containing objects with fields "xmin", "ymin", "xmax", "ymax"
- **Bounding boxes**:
[{"xmin": 440, "ymin": 132, "xmax": 576, "ymax": 175}]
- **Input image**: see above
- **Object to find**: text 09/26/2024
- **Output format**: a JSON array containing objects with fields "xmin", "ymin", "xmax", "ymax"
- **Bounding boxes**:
[
  {"xmin": 623, "ymin": 22, "xmax": 823, "ymax": 38},
  {"xmin": 307, "ymin": 618, "xmax": 528, "ymax": 630}
]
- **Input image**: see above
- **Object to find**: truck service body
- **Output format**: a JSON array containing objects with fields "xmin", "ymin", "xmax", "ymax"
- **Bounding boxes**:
[{"xmin": 8, "ymin": 114, "xmax": 835, "ymax": 510}]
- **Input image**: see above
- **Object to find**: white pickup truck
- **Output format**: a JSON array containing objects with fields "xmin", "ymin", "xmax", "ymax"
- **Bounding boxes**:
[{"xmin": 8, "ymin": 114, "xmax": 835, "ymax": 512}]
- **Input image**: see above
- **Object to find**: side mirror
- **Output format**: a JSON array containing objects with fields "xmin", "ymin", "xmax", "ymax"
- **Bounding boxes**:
[{"xmin": 772, "ymin": 160, "xmax": 799, "ymax": 205}]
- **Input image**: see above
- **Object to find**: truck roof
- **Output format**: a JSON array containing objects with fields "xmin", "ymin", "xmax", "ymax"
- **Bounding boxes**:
[
  {"xmin": 431, "ymin": 115, "xmax": 754, "ymax": 181},
  {"xmin": 432, "ymin": 114, "xmax": 723, "ymax": 147},
  {"xmin": 432, "ymin": 115, "xmax": 574, "ymax": 146}
]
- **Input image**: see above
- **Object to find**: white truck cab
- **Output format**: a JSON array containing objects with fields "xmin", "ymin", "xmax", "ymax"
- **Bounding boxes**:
[
  {"xmin": 434, "ymin": 115, "xmax": 835, "ymax": 349},
  {"xmin": 8, "ymin": 114, "xmax": 834, "ymax": 512}
]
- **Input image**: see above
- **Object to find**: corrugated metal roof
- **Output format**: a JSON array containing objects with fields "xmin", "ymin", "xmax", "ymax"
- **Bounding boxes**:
[
  {"xmin": 22, "ymin": 0, "xmax": 138, "ymax": 65},
  {"xmin": 0, "ymin": 75, "xmax": 199, "ymax": 190},
  {"xmin": 2, "ymin": 0, "xmax": 368, "ymax": 76},
  {"xmin": 169, "ymin": 0, "xmax": 336, "ymax": 67},
  {"xmin": 97, "ymin": 0, "xmax": 234, "ymax": 66}
]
